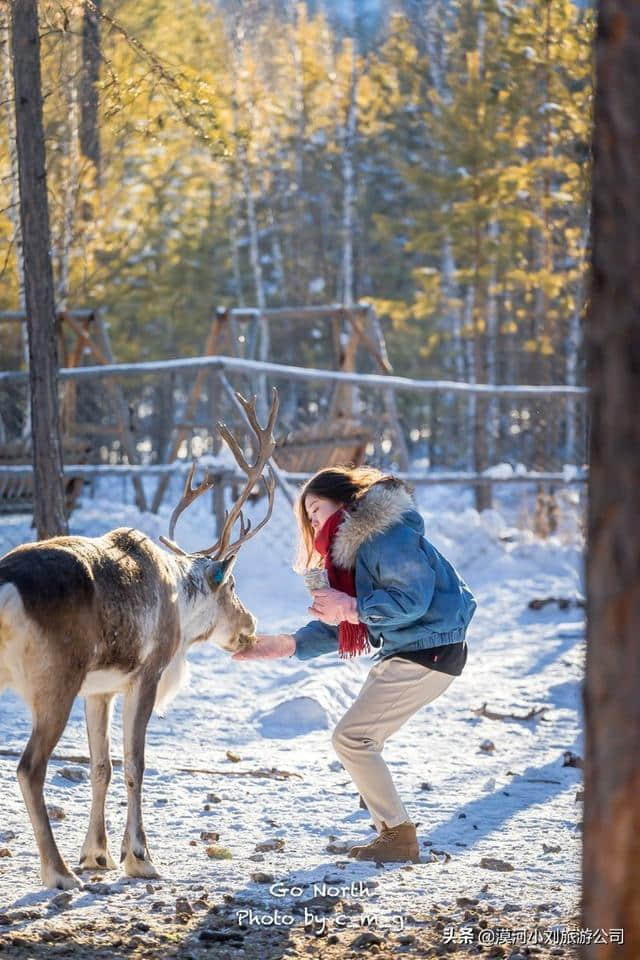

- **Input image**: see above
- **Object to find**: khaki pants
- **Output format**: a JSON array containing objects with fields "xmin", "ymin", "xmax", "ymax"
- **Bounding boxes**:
[{"xmin": 331, "ymin": 657, "xmax": 455, "ymax": 830}]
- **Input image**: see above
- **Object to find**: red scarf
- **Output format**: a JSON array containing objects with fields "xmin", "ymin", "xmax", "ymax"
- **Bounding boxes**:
[{"xmin": 313, "ymin": 508, "xmax": 371, "ymax": 659}]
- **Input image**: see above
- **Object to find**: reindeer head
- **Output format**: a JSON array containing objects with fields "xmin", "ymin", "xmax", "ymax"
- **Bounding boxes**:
[
  {"xmin": 160, "ymin": 388, "xmax": 279, "ymax": 655},
  {"xmin": 177, "ymin": 552, "xmax": 256, "ymax": 653}
]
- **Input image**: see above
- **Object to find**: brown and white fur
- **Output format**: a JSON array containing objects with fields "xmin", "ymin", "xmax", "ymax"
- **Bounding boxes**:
[{"xmin": 0, "ymin": 527, "xmax": 256, "ymax": 890}]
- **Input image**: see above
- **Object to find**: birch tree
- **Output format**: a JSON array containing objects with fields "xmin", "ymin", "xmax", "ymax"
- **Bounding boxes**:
[{"xmin": 0, "ymin": 6, "xmax": 29, "ymax": 441}]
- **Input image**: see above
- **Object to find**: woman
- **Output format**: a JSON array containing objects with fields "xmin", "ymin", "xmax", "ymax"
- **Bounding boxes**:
[{"xmin": 233, "ymin": 466, "xmax": 476, "ymax": 863}]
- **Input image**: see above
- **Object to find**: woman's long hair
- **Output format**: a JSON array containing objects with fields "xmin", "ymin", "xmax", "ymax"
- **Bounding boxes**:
[{"xmin": 293, "ymin": 464, "xmax": 401, "ymax": 573}]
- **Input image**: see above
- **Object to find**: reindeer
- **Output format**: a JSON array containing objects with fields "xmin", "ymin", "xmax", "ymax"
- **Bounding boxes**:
[{"xmin": 0, "ymin": 389, "xmax": 279, "ymax": 890}]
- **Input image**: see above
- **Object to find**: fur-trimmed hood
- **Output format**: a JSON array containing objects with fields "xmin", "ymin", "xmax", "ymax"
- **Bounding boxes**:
[{"xmin": 331, "ymin": 479, "xmax": 419, "ymax": 570}]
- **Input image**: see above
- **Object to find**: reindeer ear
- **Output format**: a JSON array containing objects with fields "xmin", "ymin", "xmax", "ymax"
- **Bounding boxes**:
[{"xmin": 206, "ymin": 554, "xmax": 237, "ymax": 589}]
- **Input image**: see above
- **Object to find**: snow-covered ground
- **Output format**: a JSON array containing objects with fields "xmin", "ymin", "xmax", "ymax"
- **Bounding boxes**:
[{"xmin": 0, "ymin": 475, "xmax": 586, "ymax": 950}]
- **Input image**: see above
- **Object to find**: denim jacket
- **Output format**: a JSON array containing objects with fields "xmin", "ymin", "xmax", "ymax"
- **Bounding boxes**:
[{"xmin": 294, "ymin": 479, "xmax": 477, "ymax": 661}]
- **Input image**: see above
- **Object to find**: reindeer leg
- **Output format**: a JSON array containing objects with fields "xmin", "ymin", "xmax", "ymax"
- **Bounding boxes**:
[
  {"xmin": 79, "ymin": 694, "xmax": 116, "ymax": 872},
  {"xmin": 120, "ymin": 677, "xmax": 159, "ymax": 878},
  {"xmin": 17, "ymin": 692, "xmax": 82, "ymax": 890}
]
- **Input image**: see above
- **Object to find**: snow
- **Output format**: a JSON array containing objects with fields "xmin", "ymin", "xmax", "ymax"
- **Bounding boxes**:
[
  {"xmin": 0, "ymin": 476, "xmax": 585, "ymax": 934},
  {"xmin": 257, "ymin": 697, "xmax": 330, "ymax": 739},
  {"xmin": 0, "ymin": 353, "xmax": 589, "ymax": 399}
]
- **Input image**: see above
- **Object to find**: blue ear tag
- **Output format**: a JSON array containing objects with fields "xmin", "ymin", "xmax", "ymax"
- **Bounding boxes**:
[{"xmin": 213, "ymin": 567, "xmax": 224, "ymax": 585}]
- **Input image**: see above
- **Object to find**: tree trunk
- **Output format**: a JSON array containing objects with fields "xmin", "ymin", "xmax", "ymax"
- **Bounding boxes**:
[
  {"xmin": 0, "ymin": 9, "xmax": 24, "ymax": 314},
  {"xmin": 239, "ymin": 141, "xmax": 269, "ymax": 419},
  {"xmin": 582, "ymin": 1, "xmax": 640, "ymax": 955},
  {"xmin": 230, "ymin": 15, "xmax": 269, "ymax": 422},
  {"xmin": 532, "ymin": 0, "xmax": 557, "ymax": 536},
  {"xmin": 290, "ymin": 4, "xmax": 306, "ymax": 305},
  {"xmin": 463, "ymin": 282, "xmax": 476, "ymax": 474},
  {"xmin": 11, "ymin": 0, "xmax": 67, "ymax": 538},
  {"xmin": 0, "ymin": 7, "xmax": 29, "ymax": 441},
  {"xmin": 466, "ymin": 267, "xmax": 492, "ymax": 511},
  {"xmin": 333, "ymin": 46, "xmax": 359, "ymax": 420},
  {"xmin": 485, "ymin": 219, "xmax": 499, "ymax": 467},
  {"xmin": 565, "ymin": 222, "xmax": 589, "ymax": 464},
  {"xmin": 229, "ymin": 178, "xmax": 245, "ymax": 306},
  {"xmin": 341, "ymin": 51, "xmax": 357, "ymax": 313},
  {"xmin": 56, "ymin": 27, "xmax": 79, "ymax": 310},
  {"xmin": 79, "ymin": 0, "xmax": 101, "ymax": 177}
]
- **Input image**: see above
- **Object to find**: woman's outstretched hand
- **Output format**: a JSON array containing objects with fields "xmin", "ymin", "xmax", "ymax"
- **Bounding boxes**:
[{"xmin": 232, "ymin": 633, "xmax": 296, "ymax": 660}]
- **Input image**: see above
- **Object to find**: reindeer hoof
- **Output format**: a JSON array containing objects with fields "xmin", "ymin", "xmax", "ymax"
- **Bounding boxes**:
[
  {"xmin": 42, "ymin": 866, "xmax": 83, "ymax": 891},
  {"xmin": 121, "ymin": 850, "xmax": 159, "ymax": 879},
  {"xmin": 79, "ymin": 849, "xmax": 117, "ymax": 871}
]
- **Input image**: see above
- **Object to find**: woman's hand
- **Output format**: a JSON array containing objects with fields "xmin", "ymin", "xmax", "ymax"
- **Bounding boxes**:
[
  {"xmin": 232, "ymin": 633, "xmax": 295, "ymax": 660},
  {"xmin": 309, "ymin": 588, "xmax": 359, "ymax": 625}
]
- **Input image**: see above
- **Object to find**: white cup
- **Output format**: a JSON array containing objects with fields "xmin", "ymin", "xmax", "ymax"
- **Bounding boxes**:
[{"xmin": 303, "ymin": 568, "xmax": 330, "ymax": 592}]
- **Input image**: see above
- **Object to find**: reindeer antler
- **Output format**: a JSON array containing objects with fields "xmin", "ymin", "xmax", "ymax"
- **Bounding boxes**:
[
  {"xmin": 159, "ymin": 461, "xmax": 217, "ymax": 556},
  {"xmin": 199, "ymin": 387, "xmax": 279, "ymax": 560},
  {"xmin": 160, "ymin": 387, "xmax": 279, "ymax": 559}
]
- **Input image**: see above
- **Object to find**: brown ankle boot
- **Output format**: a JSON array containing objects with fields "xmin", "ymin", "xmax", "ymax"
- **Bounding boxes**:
[{"xmin": 349, "ymin": 821, "xmax": 419, "ymax": 863}]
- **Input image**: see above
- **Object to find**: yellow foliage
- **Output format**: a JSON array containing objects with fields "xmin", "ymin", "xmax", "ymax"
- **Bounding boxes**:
[
  {"xmin": 0, "ymin": 0, "xmax": 593, "ymax": 379},
  {"xmin": 500, "ymin": 321, "xmax": 519, "ymax": 335}
]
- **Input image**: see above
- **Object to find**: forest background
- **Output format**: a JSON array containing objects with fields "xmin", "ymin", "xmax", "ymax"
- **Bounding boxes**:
[{"xmin": 0, "ymin": 0, "xmax": 593, "ymax": 390}]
